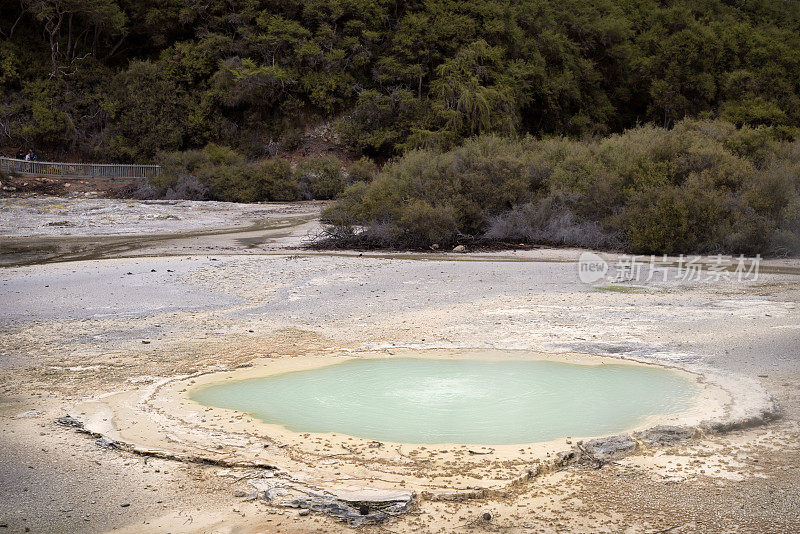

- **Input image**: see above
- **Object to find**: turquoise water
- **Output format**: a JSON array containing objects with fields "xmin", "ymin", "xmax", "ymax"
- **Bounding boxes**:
[{"xmin": 191, "ymin": 358, "xmax": 699, "ymax": 445}]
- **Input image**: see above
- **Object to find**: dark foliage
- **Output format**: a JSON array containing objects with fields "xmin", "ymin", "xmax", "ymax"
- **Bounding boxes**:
[
  {"xmin": 148, "ymin": 144, "xmax": 352, "ymax": 202},
  {"xmin": 1, "ymin": 0, "xmax": 798, "ymax": 161},
  {"xmin": 321, "ymin": 120, "xmax": 800, "ymax": 255}
]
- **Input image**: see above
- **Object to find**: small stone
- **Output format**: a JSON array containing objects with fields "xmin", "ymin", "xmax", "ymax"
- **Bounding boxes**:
[
  {"xmin": 233, "ymin": 490, "xmax": 247, "ymax": 497},
  {"xmin": 95, "ymin": 436, "xmax": 116, "ymax": 449},
  {"xmin": 482, "ymin": 512, "xmax": 492, "ymax": 521},
  {"xmin": 298, "ymin": 509, "xmax": 310, "ymax": 516},
  {"xmin": 55, "ymin": 415, "xmax": 83, "ymax": 428},
  {"xmin": 120, "ymin": 503, "xmax": 130, "ymax": 508},
  {"xmin": 452, "ymin": 245, "xmax": 466, "ymax": 253}
]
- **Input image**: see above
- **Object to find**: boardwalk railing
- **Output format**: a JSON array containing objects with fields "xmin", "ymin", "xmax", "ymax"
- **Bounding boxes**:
[{"xmin": 0, "ymin": 157, "xmax": 161, "ymax": 179}]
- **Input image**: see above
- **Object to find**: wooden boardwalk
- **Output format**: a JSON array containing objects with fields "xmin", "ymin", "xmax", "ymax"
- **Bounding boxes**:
[{"xmin": 0, "ymin": 157, "xmax": 160, "ymax": 179}]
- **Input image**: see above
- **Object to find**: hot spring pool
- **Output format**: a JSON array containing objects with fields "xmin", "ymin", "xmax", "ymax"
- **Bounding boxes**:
[{"xmin": 190, "ymin": 358, "xmax": 700, "ymax": 445}]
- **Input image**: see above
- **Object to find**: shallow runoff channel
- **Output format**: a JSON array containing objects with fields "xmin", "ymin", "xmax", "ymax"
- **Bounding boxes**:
[{"xmin": 191, "ymin": 356, "xmax": 702, "ymax": 445}]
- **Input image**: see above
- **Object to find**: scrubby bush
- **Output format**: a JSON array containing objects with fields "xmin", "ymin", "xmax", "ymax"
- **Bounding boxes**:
[
  {"xmin": 293, "ymin": 156, "xmax": 346, "ymax": 200},
  {"xmin": 485, "ymin": 197, "xmax": 623, "ymax": 250},
  {"xmin": 151, "ymin": 145, "xmax": 304, "ymax": 202},
  {"xmin": 320, "ymin": 120, "xmax": 800, "ymax": 255},
  {"xmin": 202, "ymin": 165, "xmax": 261, "ymax": 203},
  {"xmin": 346, "ymin": 158, "xmax": 378, "ymax": 183},
  {"xmin": 252, "ymin": 159, "xmax": 301, "ymax": 201},
  {"xmin": 165, "ymin": 175, "xmax": 209, "ymax": 201},
  {"xmin": 280, "ymin": 129, "xmax": 304, "ymax": 152}
]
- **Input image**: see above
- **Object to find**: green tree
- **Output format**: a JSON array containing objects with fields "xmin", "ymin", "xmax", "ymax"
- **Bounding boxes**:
[{"xmin": 105, "ymin": 60, "xmax": 187, "ymax": 161}]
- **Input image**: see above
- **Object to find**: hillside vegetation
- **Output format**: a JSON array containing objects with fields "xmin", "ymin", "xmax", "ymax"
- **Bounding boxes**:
[
  {"xmin": 1, "ymin": 0, "xmax": 799, "ymax": 161},
  {"xmin": 134, "ymin": 144, "xmax": 376, "ymax": 202},
  {"xmin": 321, "ymin": 120, "xmax": 800, "ymax": 255},
  {"xmin": 3, "ymin": 1, "xmax": 799, "ymax": 254}
]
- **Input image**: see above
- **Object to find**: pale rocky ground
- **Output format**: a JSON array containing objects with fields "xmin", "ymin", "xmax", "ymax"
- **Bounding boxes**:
[{"xmin": 1, "ymin": 198, "xmax": 799, "ymax": 533}]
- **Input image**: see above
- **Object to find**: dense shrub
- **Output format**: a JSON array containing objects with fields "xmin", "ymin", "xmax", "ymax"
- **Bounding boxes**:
[
  {"xmin": 149, "ymin": 145, "xmax": 362, "ymax": 202},
  {"xmin": 485, "ymin": 198, "xmax": 623, "ymax": 250},
  {"xmin": 254, "ymin": 159, "xmax": 301, "ymax": 201},
  {"xmin": 164, "ymin": 175, "xmax": 208, "ymax": 201},
  {"xmin": 346, "ymin": 158, "xmax": 378, "ymax": 184},
  {"xmin": 320, "ymin": 120, "xmax": 800, "ymax": 255},
  {"xmin": 3, "ymin": 1, "xmax": 800, "ymax": 160},
  {"xmin": 151, "ymin": 145, "xmax": 299, "ymax": 202},
  {"xmin": 294, "ymin": 156, "xmax": 346, "ymax": 200}
]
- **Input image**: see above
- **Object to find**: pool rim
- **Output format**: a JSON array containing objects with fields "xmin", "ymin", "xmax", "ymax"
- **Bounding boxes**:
[{"xmin": 179, "ymin": 348, "xmax": 731, "ymax": 450}]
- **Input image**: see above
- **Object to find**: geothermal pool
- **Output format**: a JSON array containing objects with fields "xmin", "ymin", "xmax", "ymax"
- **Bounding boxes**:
[{"xmin": 191, "ymin": 358, "xmax": 700, "ymax": 445}]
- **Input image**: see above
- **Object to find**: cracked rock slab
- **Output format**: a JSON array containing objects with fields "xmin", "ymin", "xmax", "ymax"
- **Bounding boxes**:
[
  {"xmin": 288, "ymin": 488, "xmax": 414, "ymax": 526},
  {"xmin": 582, "ymin": 434, "xmax": 638, "ymax": 461},
  {"xmin": 634, "ymin": 425, "xmax": 696, "ymax": 446}
]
